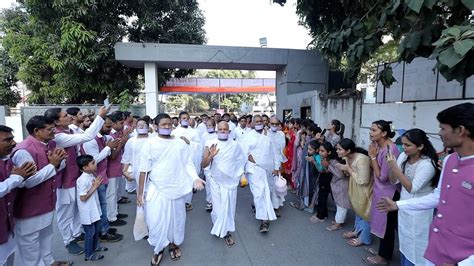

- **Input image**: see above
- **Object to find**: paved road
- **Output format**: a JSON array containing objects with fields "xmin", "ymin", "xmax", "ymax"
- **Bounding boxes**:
[{"xmin": 51, "ymin": 187, "xmax": 400, "ymax": 266}]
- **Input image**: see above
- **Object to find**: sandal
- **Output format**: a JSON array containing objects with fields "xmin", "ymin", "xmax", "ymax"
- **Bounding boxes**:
[
  {"xmin": 362, "ymin": 256, "xmax": 388, "ymax": 265},
  {"xmin": 51, "ymin": 261, "xmax": 74, "ymax": 266},
  {"xmin": 289, "ymin": 202, "xmax": 302, "ymax": 210},
  {"xmin": 326, "ymin": 223, "xmax": 343, "ymax": 231},
  {"xmin": 151, "ymin": 249, "xmax": 164, "ymax": 266},
  {"xmin": 169, "ymin": 245, "xmax": 182, "ymax": 261},
  {"xmin": 346, "ymin": 238, "xmax": 366, "ymax": 247},
  {"xmin": 224, "ymin": 234, "xmax": 235, "ymax": 247},
  {"xmin": 365, "ymin": 247, "xmax": 378, "ymax": 256},
  {"xmin": 85, "ymin": 253, "xmax": 104, "ymax": 262},
  {"xmin": 309, "ymin": 215, "xmax": 325, "ymax": 223},
  {"xmin": 185, "ymin": 203, "xmax": 193, "ymax": 211},
  {"xmin": 342, "ymin": 231, "xmax": 358, "ymax": 239}
]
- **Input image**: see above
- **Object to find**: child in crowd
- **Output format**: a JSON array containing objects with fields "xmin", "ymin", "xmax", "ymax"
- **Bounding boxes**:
[{"xmin": 76, "ymin": 155, "xmax": 108, "ymax": 262}]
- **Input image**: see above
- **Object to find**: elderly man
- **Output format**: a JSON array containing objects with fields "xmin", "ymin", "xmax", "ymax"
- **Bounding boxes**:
[
  {"xmin": 0, "ymin": 125, "xmax": 36, "ymax": 266},
  {"xmin": 267, "ymin": 117, "xmax": 288, "ymax": 216},
  {"xmin": 137, "ymin": 113, "xmax": 205, "ymax": 265},
  {"xmin": 241, "ymin": 115, "xmax": 279, "ymax": 233},
  {"xmin": 201, "ymin": 121, "xmax": 246, "ymax": 246}
]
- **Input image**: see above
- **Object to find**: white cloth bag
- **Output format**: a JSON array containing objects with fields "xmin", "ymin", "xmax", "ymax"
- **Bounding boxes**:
[{"xmin": 133, "ymin": 206, "xmax": 148, "ymax": 241}]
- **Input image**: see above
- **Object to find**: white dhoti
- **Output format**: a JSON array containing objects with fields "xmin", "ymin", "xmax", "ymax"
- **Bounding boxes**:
[
  {"xmin": 56, "ymin": 187, "xmax": 82, "ymax": 245},
  {"xmin": 15, "ymin": 213, "xmax": 55, "ymax": 266},
  {"xmin": 0, "ymin": 235, "xmax": 15, "ymax": 266},
  {"xmin": 204, "ymin": 168, "xmax": 212, "ymax": 203},
  {"xmin": 247, "ymin": 163, "xmax": 277, "ymax": 221},
  {"xmin": 145, "ymin": 183, "xmax": 186, "ymax": 254},
  {"xmin": 209, "ymin": 177, "xmax": 237, "ymax": 238}
]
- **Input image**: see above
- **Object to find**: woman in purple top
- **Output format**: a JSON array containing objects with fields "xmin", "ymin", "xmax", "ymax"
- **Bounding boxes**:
[{"xmin": 364, "ymin": 120, "xmax": 400, "ymax": 265}]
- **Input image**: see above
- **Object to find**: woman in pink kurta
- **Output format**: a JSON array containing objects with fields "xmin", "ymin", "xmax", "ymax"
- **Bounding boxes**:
[{"xmin": 365, "ymin": 120, "xmax": 400, "ymax": 265}]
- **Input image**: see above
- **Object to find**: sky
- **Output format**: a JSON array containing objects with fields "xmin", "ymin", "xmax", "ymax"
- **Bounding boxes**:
[{"xmin": 0, "ymin": 0, "xmax": 312, "ymax": 77}]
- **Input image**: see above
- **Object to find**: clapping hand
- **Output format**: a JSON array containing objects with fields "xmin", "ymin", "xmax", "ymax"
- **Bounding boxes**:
[
  {"xmin": 48, "ymin": 148, "xmax": 67, "ymax": 168},
  {"xmin": 11, "ymin": 161, "xmax": 37, "ymax": 180},
  {"xmin": 368, "ymin": 142, "xmax": 379, "ymax": 159},
  {"xmin": 93, "ymin": 175, "xmax": 103, "ymax": 188}
]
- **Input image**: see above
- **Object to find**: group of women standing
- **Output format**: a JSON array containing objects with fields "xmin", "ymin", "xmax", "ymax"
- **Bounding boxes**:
[{"xmin": 282, "ymin": 118, "xmax": 441, "ymax": 265}]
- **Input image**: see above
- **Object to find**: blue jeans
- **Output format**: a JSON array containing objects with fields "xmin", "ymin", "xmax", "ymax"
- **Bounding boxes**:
[
  {"xmin": 355, "ymin": 214, "xmax": 372, "ymax": 245},
  {"xmin": 97, "ymin": 184, "xmax": 109, "ymax": 234},
  {"xmin": 83, "ymin": 221, "xmax": 99, "ymax": 258},
  {"xmin": 400, "ymin": 252, "xmax": 415, "ymax": 266}
]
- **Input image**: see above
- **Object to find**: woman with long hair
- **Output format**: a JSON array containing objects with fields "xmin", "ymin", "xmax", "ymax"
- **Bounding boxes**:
[
  {"xmin": 386, "ymin": 129, "xmax": 440, "ymax": 266},
  {"xmin": 325, "ymin": 119, "xmax": 345, "ymax": 147},
  {"xmin": 364, "ymin": 120, "xmax": 400, "ymax": 265},
  {"xmin": 336, "ymin": 138, "xmax": 373, "ymax": 247},
  {"xmin": 284, "ymin": 119, "xmax": 297, "ymax": 189}
]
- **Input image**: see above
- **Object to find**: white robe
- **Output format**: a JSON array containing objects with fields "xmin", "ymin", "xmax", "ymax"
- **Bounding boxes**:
[
  {"xmin": 138, "ymin": 136, "xmax": 199, "ymax": 253},
  {"xmin": 200, "ymin": 132, "xmax": 218, "ymax": 203},
  {"xmin": 240, "ymin": 130, "xmax": 278, "ymax": 221},
  {"xmin": 234, "ymin": 126, "xmax": 251, "ymax": 143},
  {"xmin": 205, "ymin": 138, "xmax": 246, "ymax": 237},
  {"xmin": 172, "ymin": 126, "xmax": 202, "ymax": 204},
  {"xmin": 268, "ymin": 130, "xmax": 288, "ymax": 208},
  {"xmin": 121, "ymin": 136, "xmax": 149, "ymax": 193}
]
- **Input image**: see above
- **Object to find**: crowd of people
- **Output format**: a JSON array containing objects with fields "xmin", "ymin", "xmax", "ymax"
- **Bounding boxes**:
[{"xmin": 0, "ymin": 102, "xmax": 473, "ymax": 266}]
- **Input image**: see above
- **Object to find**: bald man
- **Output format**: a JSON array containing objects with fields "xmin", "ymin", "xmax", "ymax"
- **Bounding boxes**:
[{"xmin": 201, "ymin": 121, "xmax": 246, "ymax": 246}]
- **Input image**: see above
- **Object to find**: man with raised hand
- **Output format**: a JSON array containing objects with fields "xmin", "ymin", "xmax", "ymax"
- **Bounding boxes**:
[{"xmin": 201, "ymin": 121, "xmax": 246, "ymax": 247}]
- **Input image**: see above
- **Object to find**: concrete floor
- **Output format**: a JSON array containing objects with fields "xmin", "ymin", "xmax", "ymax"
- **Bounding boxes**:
[{"xmin": 50, "ymin": 187, "xmax": 400, "ymax": 266}]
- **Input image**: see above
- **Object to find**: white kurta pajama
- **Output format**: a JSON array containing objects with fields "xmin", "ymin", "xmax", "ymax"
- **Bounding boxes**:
[
  {"xmin": 241, "ymin": 130, "xmax": 278, "ymax": 221},
  {"xmin": 172, "ymin": 126, "xmax": 202, "ymax": 204},
  {"xmin": 121, "ymin": 136, "xmax": 149, "ymax": 193},
  {"xmin": 138, "ymin": 136, "xmax": 199, "ymax": 254},
  {"xmin": 268, "ymin": 130, "xmax": 288, "ymax": 209},
  {"xmin": 205, "ymin": 138, "xmax": 246, "ymax": 238},
  {"xmin": 12, "ymin": 151, "xmax": 66, "ymax": 266}
]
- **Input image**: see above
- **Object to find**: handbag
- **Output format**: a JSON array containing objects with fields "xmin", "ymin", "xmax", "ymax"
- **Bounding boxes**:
[
  {"xmin": 133, "ymin": 206, "xmax": 148, "ymax": 241},
  {"xmin": 274, "ymin": 174, "xmax": 287, "ymax": 197}
]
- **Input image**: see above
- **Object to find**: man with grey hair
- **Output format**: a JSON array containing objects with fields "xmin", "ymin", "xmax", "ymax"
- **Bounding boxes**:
[{"xmin": 241, "ymin": 115, "xmax": 279, "ymax": 233}]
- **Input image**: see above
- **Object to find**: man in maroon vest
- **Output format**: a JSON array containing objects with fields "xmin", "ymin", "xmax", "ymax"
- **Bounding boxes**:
[
  {"xmin": 379, "ymin": 102, "xmax": 474, "ymax": 265},
  {"xmin": 0, "ymin": 125, "xmax": 36, "ymax": 265},
  {"xmin": 44, "ymin": 106, "xmax": 108, "ymax": 255},
  {"xmin": 105, "ymin": 111, "xmax": 131, "ymax": 226},
  {"xmin": 11, "ymin": 115, "xmax": 70, "ymax": 266},
  {"xmin": 82, "ymin": 115, "xmax": 122, "ymax": 242}
]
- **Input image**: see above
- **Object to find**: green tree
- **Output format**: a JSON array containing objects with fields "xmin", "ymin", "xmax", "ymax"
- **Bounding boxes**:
[
  {"xmin": 0, "ymin": 44, "xmax": 21, "ymax": 107},
  {"xmin": 274, "ymin": 0, "xmax": 474, "ymax": 85},
  {"xmin": 1, "ymin": 0, "xmax": 206, "ymax": 104}
]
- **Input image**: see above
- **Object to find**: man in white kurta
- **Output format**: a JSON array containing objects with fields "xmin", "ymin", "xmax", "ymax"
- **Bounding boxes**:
[
  {"xmin": 202, "ymin": 121, "xmax": 246, "ymax": 246},
  {"xmin": 200, "ymin": 119, "xmax": 218, "ymax": 211},
  {"xmin": 267, "ymin": 117, "xmax": 288, "ymax": 214},
  {"xmin": 171, "ymin": 111, "xmax": 202, "ymax": 210},
  {"xmin": 240, "ymin": 115, "xmax": 279, "ymax": 233},
  {"xmin": 234, "ymin": 116, "xmax": 251, "ymax": 143},
  {"xmin": 121, "ymin": 119, "xmax": 150, "ymax": 194},
  {"xmin": 137, "ymin": 114, "xmax": 204, "ymax": 264}
]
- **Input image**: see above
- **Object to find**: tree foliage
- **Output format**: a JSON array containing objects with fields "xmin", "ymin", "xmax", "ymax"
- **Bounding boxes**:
[
  {"xmin": 274, "ymin": 0, "xmax": 474, "ymax": 85},
  {"xmin": 0, "ymin": 43, "xmax": 21, "ymax": 107},
  {"xmin": 1, "ymin": 0, "xmax": 206, "ymax": 104}
]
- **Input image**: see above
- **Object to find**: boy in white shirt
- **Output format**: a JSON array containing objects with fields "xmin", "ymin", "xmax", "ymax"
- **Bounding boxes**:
[{"xmin": 76, "ymin": 155, "xmax": 108, "ymax": 262}]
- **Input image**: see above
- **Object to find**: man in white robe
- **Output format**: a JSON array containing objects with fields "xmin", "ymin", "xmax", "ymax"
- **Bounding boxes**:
[
  {"xmin": 200, "ymin": 119, "xmax": 217, "ymax": 211},
  {"xmin": 267, "ymin": 117, "xmax": 288, "ymax": 216},
  {"xmin": 196, "ymin": 114, "xmax": 209, "ymax": 137},
  {"xmin": 121, "ymin": 118, "xmax": 150, "ymax": 194},
  {"xmin": 201, "ymin": 121, "xmax": 246, "ymax": 246},
  {"xmin": 171, "ymin": 111, "xmax": 202, "ymax": 211},
  {"xmin": 234, "ymin": 116, "xmax": 251, "ymax": 143},
  {"xmin": 137, "ymin": 114, "xmax": 204, "ymax": 265},
  {"xmin": 240, "ymin": 115, "xmax": 279, "ymax": 233}
]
